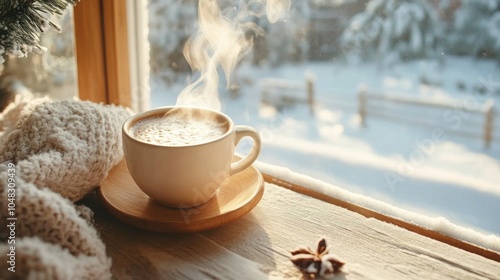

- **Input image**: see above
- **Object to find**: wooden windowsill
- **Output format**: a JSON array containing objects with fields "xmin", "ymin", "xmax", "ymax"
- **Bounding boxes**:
[
  {"xmin": 263, "ymin": 174, "xmax": 500, "ymax": 263},
  {"xmin": 90, "ymin": 178, "xmax": 500, "ymax": 279}
]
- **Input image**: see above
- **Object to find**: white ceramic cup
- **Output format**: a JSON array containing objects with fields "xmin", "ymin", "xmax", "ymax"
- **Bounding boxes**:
[{"xmin": 122, "ymin": 106, "xmax": 261, "ymax": 208}]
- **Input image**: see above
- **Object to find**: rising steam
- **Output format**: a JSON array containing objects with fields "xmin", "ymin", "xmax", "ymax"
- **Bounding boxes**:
[
  {"xmin": 176, "ymin": 0, "xmax": 291, "ymax": 111},
  {"xmin": 266, "ymin": 0, "xmax": 291, "ymax": 23}
]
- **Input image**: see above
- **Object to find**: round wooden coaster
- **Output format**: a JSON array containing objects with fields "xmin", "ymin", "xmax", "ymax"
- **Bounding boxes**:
[{"xmin": 99, "ymin": 158, "xmax": 264, "ymax": 233}]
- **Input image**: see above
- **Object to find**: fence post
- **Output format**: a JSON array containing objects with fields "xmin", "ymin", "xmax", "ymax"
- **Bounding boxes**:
[
  {"xmin": 484, "ymin": 99, "xmax": 495, "ymax": 149},
  {"xmin": 306, "ymin": 74, "xmax": 315, "ymax": 115},
  {"xmin": 358, "ymin": 85, "xmax": 367, "ymax": 127}
]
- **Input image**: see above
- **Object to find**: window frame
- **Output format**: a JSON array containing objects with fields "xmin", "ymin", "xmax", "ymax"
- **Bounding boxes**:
[
  {"xmin": 73, "ymin": 0, "xmax": 131, "ymax": 107},
  {"xmin": 72, "ymin": 0, "xmax": 500, "ymax": 263}
]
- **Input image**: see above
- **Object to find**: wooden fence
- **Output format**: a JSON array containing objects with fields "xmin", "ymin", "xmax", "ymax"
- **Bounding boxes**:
[
  {"xmin": 259, "ymin": 77, "xmax": 499, "ymax": 148},
  {"xmin": 358, "ymin": 88, "xmax": 498, "ymax": 148},
  {"xmin": 260, "ymin": 76, "xmax": 316, "ymax": 114}
]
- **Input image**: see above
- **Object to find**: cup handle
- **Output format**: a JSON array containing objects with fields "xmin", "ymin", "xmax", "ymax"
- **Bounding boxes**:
[{"xmin": 229, "ymin": 126, "xmax": 261, "ymax": 175}]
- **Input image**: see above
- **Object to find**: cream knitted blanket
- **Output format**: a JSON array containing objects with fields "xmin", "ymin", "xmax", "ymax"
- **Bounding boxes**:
[{"xmin": 0, "ymin": 93, "xmax": 132, "ymax": 279}]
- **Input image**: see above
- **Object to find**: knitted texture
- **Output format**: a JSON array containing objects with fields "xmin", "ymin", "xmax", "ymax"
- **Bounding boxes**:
[
  {"xmin": 0, "ymin": 99, "xmax": 132, "ymax": 201},
  {"xmin": 0, "ymin": 92, "xmax": 46, "ymax": 141},
  {"xmin": 0, "ymin": 237, "xmax": 110, "ymax": 280},
  {"xmin": 0, "ymin": 96, "xmax": 133, "ymax": 279},
  {"xmin": 0, "ymin": 170, "xmax": 112, "ymax": 279}
]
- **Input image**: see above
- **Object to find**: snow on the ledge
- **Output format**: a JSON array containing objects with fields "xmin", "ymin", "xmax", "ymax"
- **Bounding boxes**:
[{"xmin": 255, "ymin": 160, "xmax": 500, "ymax": 253}]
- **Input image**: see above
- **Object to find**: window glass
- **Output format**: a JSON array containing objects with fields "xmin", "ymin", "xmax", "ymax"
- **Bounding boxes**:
[
  {"xmin": 148, "ymin": 0, "xmax": 500, "ymax": 236},
  {"xmin": 0, "ymin": 8, "xmax": 78, "ymax": 101}
]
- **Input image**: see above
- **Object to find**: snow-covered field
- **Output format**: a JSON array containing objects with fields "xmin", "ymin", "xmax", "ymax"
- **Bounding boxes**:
[{"xmin": 150, "ymin": 56, "xmax": 500, "ymax": 237}]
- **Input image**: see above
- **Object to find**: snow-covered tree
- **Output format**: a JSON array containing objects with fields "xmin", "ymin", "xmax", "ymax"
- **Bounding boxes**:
[
  {"xmin": 3, "ymin": 9, "xmax": 77, "ymax": 94},
  {"xmin": 148, "ymin": 0, "xmax": 198, "ymax": 77},
  {"xmin": 0, "ymin": 0, "xmax": 78, "ymax": 67},
  {"xmin": 490, "ymin": 11, "xmax": 500, "ymax": 61},
  {"xmin": 256, "ymin": 0, "xmax": 311, "ymax": 66},
  {"xmin": 206, "ymin": 0, "xmax": 310, "ymax": 67},
  {"xmin": 1, "ymin": 0, "xmax": 78, "ymax": 100},
  {"xmin": 341, "ymin": 0, "xmax": 440, "ymax": 65},
  {"xmin": 446, "ymin": 0, "xmax": 500, "ymax": 60}
]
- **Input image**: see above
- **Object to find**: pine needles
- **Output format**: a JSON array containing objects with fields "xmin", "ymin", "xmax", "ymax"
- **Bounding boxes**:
[{"xmin": 0, "ymin": 0, "xmax": 79, "ymax": 58}]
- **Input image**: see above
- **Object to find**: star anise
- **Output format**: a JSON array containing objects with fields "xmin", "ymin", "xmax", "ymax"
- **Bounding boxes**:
[{"xmin": 290, "ymin": 237, "xmax": 345, "ymax": 279}]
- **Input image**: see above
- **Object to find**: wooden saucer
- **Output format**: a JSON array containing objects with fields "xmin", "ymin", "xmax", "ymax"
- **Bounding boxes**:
[{"xmin": 99, "ymin": 158, "xmax": 264, "ymax": 233}]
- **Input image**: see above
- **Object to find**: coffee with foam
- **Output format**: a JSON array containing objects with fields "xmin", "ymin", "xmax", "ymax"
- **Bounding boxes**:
[
  {"xmin": 130, "ymin": 114, "xmax": 227, "ymax": 146},
  {"xmin": 122, "ymin": 106, "xmax": 261, "ymax": 207}
]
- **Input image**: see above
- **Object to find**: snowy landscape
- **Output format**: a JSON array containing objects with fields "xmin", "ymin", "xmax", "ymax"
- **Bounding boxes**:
[
  {"xmin": 151, "ymin": 57, "xmax": 500, "ymax": 237},
  {"xmin": 148, "ymin": 0, "xmax": 500, "ymax": 240}
]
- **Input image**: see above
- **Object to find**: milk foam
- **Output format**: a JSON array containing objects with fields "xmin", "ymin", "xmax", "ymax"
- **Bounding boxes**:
[{"xmin": 131, "ymin": 115, "xmax": 227, "ymax": 146}]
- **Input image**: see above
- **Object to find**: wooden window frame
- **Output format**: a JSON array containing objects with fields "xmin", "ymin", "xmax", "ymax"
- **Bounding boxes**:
[
  {"xmin": 72, "ymin": 0, "xmax": 500, "ymax": 263},
  {"xmin": 73, "ymin": 0, "xmax": 130, "ymax": 107}
]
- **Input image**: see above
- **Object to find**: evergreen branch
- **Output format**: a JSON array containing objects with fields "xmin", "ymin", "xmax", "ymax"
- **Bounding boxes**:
[{"xmin": 0, "ymin": 0, "xmax": 79, "ymax": 58}]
